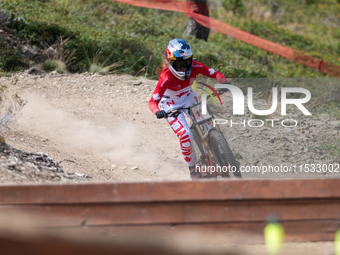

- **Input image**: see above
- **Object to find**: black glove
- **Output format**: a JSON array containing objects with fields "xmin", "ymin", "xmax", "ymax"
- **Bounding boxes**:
[{"xmin": 156, "ymin": 110, "xmax": 167, "ymax": 119}]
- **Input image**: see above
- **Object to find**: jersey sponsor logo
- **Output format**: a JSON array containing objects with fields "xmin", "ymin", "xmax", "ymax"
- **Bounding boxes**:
[
  {"xmin": 193, "ymin": 64, "xmax": 202, "ymax": 68},
  {"xmin": 166, "ymin": 100, "xmax": 175, "ymax": 107},
  {"xmin": 176, "ymin": 91, "xmax": 189, "ymax": 98},
  {"xmin": 160, "ymin": 78, "xmax": 168, "ymax": 87}
]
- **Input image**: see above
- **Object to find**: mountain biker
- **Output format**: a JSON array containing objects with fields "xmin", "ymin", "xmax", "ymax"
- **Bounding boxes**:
[{"xmin": 149, "ymin": 38, "xmax": 229, "ymax": 179}]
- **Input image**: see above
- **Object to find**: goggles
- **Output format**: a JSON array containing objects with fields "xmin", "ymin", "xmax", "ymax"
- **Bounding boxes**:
[{"xmin": 171, "ymin": 57, "xmax": 193, "ymax": 71}]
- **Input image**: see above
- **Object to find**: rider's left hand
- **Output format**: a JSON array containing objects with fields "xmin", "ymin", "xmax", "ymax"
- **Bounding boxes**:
[{"xmin": 156, "ymin": 110, "xmax": 167, "ymax": 119}]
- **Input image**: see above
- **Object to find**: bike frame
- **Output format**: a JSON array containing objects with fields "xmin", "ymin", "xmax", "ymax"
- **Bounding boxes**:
[
  {"xmin": 189, "ymin": 102, "xmax": 226, "ymax": 177},
  {"xmin": 165, "ymin": 101, "xmax": 233, "ymax": 178}
]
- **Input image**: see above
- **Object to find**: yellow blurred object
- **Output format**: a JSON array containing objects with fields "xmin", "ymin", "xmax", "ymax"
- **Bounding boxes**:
[
  {"xmin": 264, "ymin": 219, "xmax": 284, "ymax": 255},
  {"xmin": 193, "ymin": 80, "xmax": 197, "ymax": 92},
  {"xmin": 335, "ymin": 229, "xmax": 340, "ymax": 255}
]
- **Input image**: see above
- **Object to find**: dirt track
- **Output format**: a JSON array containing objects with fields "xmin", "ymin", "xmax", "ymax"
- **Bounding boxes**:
[
  {"xmin": 1, "ymin": 71, "xmax": 339, "ymax": 183},
  {"xmin": 2, "ymin": 71, "xmax": 190, "ymax": 183}
]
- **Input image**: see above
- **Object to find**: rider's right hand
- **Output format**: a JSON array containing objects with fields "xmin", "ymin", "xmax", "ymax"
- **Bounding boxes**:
[{"xmin": 156, "ymin": 110, "xmax": 167, "ymax": 119}]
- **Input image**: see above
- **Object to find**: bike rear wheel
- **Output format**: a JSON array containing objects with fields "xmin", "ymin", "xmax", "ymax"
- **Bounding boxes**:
[{"xmin": 208, "ymin": 129, "xmax": 242, "ymax": 178}]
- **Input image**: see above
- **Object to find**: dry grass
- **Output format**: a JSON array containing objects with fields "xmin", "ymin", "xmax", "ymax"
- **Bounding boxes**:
[
  {"xmin": 42, "ymin": 37, "xmax": 76, "ymax": 74},
  {"xmin": 85, "ymin": 49, "xmax": 122, "ymax": 75}
]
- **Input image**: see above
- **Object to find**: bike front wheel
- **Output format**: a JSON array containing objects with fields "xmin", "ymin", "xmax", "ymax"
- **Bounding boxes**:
[{"xmin": 208, "ymin": 129, "xmax": 242, "ymax": 178}]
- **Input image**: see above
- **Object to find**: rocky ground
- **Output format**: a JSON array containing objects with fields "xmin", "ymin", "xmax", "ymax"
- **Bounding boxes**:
[
  {"xmin": 0, "ymin": 142, "xmax": 90, "ymax": 183},
  {"xmin": 0, "ymin": 70, "xmax": 339, "ymax": 184}
]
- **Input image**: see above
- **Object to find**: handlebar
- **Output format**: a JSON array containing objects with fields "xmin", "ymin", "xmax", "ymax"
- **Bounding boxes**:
[
  {"xmin": 165, "ymin": 107, "xmax": 190, "ymax": 118},
  {"xmin": 162, "ymin": 82, "xmax": 230, "ymax": 119}
]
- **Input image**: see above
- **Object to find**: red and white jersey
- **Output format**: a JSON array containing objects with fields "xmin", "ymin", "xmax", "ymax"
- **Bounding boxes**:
[{"xmin": 149, "ymin": 60, "xmax": 227, "ymax": 114}]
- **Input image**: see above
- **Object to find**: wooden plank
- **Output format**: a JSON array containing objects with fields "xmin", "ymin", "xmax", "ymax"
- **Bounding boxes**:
[
  {"xmin": 72, "ymin": 220, "xmax": 337, "ymax": 242},
  {"xmin": 1, "ymin": 179, "xmax": 340, "ymax": 205},
  {"xmin": 0, "ymin": 231, "xmax": 240, "ymax": 255},
  {"xmin": 0, "ymin": 213, "xmax": 241, "ymax": 255},
  {"xmin": 2, "ymin": 199, "xmax": 339, "ymax": 226},
  {"xmin": 1, "ymin": 179, "xmax": 339, "ymax": 243},
  {"xmin": 167, "ymin": 220, "xmax": 339, "ymax": 242}
]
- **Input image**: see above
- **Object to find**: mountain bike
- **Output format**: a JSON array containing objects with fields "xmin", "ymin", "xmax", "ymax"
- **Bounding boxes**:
[{"xmin": 165, "ymin": 99, "xmax": 242, "ymax": 179}]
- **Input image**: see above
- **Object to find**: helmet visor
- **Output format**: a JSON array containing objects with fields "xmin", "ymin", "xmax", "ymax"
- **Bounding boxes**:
[{"xmin": 171, "ymin": 57, "xmax": 193, "ymax": 71}]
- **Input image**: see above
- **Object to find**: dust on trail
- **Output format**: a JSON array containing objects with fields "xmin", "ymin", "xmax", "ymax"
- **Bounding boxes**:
[
  {"xmin": 19, "ymin": 94, "xmax": 156, "ymax": 168},
  {"xmin": 1, "ymin": 73, "xmax": 215, "ymax": 182}
]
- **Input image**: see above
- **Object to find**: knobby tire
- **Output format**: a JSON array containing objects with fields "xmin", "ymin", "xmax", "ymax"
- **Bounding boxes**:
[{"xmin": 208, "ymin": 129, "xmax": 242, "ymax": 178}]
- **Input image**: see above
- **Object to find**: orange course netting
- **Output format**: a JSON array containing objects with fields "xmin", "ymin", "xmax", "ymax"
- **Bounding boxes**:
[{"xmin": 112, "ymin": 0, "xmax": 340, "ymax": 78}]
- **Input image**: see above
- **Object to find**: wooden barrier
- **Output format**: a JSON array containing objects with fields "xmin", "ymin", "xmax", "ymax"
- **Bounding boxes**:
[{"xmin": 0, "ymin": 179, "xmax": 339, "ymax": 242}]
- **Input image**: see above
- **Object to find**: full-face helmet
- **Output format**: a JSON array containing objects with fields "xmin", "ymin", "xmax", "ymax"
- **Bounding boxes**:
[{"xmin": 165, "ymin": 39, "xmax": 193, "ymax": 80}]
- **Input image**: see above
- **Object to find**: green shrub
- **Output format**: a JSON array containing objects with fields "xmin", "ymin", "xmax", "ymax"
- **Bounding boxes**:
[
  {"xmin": 305, "ymin": 0, "xmax": 316, "ymax": 5},
  {"xmin": 1, "ymin": 0, "xmax": 340, "ymax": 79},
  {"xmin": 41, "ymin": 60, "xmax": 66, "ymax": 73},
  {"xmin": 0, "ymin": 40, "xmax": 28, "ymax": 72},
  {"xmin": 222, "ymin": 0, "xmax": 245, "ymax": 15}
]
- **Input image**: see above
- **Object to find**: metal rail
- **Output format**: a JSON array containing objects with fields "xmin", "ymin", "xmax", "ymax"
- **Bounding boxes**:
[{"xmin": 1, "ymin": 178, "xmax": 340, "ymax": 242}]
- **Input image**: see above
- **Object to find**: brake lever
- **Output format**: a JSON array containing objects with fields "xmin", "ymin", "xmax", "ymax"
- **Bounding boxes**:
[{"xmin": 166, "ymin": 110, "xmax": 180, "ymax": 118}]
